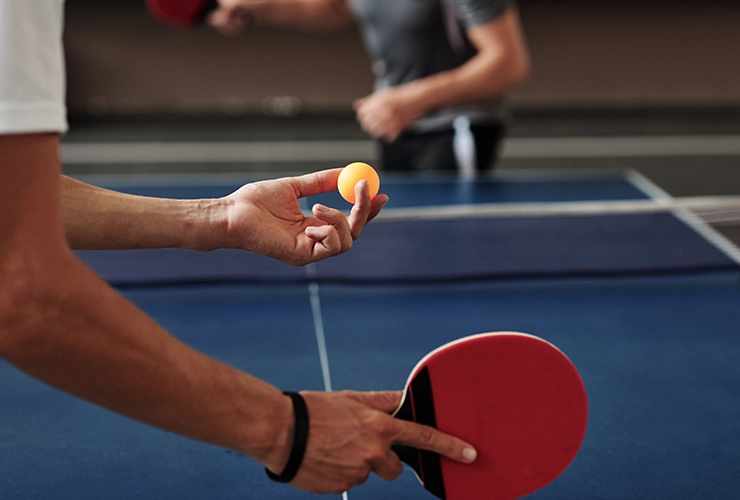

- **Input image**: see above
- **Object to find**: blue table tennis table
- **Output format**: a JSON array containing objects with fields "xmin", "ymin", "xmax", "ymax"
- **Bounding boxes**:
[{"xmin": 2, "ymin": 170, "xmax": 739, "ymax": 499}]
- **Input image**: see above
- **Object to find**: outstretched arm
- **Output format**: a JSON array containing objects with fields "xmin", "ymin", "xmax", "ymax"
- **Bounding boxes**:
[
  {"xmin": 207, "ymin": 0, "xmax": 354, "ymax": 34},
  {"xmin": 62, "ymin": 169, "xmax": 388, "ymax": 265},
  {"xmin": 354, "ymin": 8, "xmax": 531, "ymax": 142}
]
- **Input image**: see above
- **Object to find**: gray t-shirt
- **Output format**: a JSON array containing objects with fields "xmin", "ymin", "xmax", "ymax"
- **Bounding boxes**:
[{"xmin": 347, "ymin": 0, "xmax": 515, "ymax": 133}]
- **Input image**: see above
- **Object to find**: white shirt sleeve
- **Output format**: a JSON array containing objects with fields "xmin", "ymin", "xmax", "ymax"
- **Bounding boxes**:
[{"xmin": 0, "ymin": 0, "xmax": 68, "ymax": 134}]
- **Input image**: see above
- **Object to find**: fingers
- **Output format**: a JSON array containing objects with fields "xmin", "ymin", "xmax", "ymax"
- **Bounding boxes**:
[
  {"xmin": 339, "ymin": 390, "xmax": 475, "ymax": 467},
  {"xmin": 305, "ymin": 204, "xmax": 353, "ymax": 260},
  {"xmin": 370, "ymin": 449, "xmax": 405, "ymax": 481},
  {"xmin": 296, "ymin": 168, "xmax": 387, "ymax": 263},
  {"xmin": 307, "ymin": 179, "xmax": 388, "ymax": 253},
  {"xmin": 346, "ymin": 181, "xmax": 372, "ymax": 239},
  {"xmin": 354, "ymin": 97, "xmax": 402, "ymax": 142},
  {"xmin": 356, "ymin": 115, "xmax": 402, "ymax": 142},
  {"xmin": 394, "ymin": 420, "xmax": 478, "ymax": 465},
  {"xmin": 344, "ymin": 390, "xmax": 404, "ymax": 414},
  {"xmin": 347, "ymin": 180, "xmax": 389, "ymax": 237},
  {"xmin": 291, "ymin": 168, "xmax": 387, "ymax": 225},
  {"xmin": 291, "ymin": 168, "xmax": 343, "ymax": 199},
  {"xmin": 207, "ymin": 7, "xmax": 252, "ymax": 36},
  {"xmin": 288, "ymin": 390, "xmax": 474, "ymax": 495},
  {"xmin": 311, "ymin": 204, "xmax": 353, "ymax": 248},
  {"xmin": 368, "ymin": 193, "xmax": 390, "ymax": 223},
  {"xmin": 304, "ymin": 222, "xmax": 343, "ymax": 259}
]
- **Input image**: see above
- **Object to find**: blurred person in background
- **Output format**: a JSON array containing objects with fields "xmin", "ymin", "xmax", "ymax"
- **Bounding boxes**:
[{"xmin": 208, "ymin": 0, "xmax": 531, "ymax": 176}]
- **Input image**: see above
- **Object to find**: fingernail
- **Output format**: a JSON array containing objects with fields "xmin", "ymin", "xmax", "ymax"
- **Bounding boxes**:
[
  {"xmin": 463, "ymin": 447, "xmax": 477, "ymax": 463},
  {"xmin": 313, "ymin": 204, "xmax": 329, "ymax": 214}
]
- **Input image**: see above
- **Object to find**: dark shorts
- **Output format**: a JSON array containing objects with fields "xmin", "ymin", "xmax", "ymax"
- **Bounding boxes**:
[{"xmin": 381, "ymin": 122, "xmax": 505, "ymax": 173}]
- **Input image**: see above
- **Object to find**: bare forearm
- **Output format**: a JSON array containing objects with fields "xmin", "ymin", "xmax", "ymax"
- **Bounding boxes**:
[
  {"xmin": 402, "ymin": 55, "xmax": 524, "ymax": 116},
  {"xmin": 245, "ymin": 0, "xmax": 353, "ymax": 31},
  {"xmin": 61, "ymin": 176, "xmax": 226, "ymax": 251},
  {"xmin": 0, "ymin": 252, "xmax": 292, "ymax": 469},
  {"xmin": 2, "ymin": 133, "xmax": 290, "ymax": 470},
  {"xmin": 396, "ymin": 10, "xmax": 530, "ymax": 116}
]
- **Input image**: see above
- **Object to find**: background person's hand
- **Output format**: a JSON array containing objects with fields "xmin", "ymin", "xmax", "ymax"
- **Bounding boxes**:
[
  {"xmin": 207, "ymin": 0, "xmax": 256, "ymax": 35},
  {"xmin": 354, "ymin": 87, "xmax": 423, "ymax": 142}
]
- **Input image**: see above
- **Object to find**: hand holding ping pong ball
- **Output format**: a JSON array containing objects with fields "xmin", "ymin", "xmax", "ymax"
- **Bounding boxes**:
[{"xmin": 337, "ymin": 162, "xmax": 380, "ymax": 204}]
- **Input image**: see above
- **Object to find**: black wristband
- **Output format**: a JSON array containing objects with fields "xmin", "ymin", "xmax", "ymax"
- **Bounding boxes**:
[{"xmin": 265, "ymin": 391, "xmax": 309, "ymax": 483}]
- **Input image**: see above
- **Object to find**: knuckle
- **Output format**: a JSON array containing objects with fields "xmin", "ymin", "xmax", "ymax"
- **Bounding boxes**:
[
  {"xmin": 417, "ymin": 425, "xmax": 438, "ymax": 446},
  {"xmin": 385, "ymin": 461, "xmax": 404, "ymax": 481},
  {"xmin": 322, "ymin": 232, "xmax": 340, "ymax": 252},
  {"xmin": 363, "ymin": 445, "xmax": 387, "ymax": 466},
  {"xmin": 367, "ymin": 414, "xmax": 394, "ymax": 437}
]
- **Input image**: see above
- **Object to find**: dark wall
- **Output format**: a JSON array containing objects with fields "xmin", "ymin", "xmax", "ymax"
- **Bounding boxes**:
[{"xmin": 63, "ymin": 0, "xmax": 740, "ymax": 116}]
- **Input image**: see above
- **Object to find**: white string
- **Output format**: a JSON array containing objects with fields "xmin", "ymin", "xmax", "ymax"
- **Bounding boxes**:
[
  {"xmin": 372, "ymin": 195, "xmax": 740, "ymax": 221},
  {"xmin": 453, "ymin": 116, "xmax": 477, "ymax": 180},
  {"xmin": 626, "ymin": 171, "xmax": 740, "ymax": 265}
]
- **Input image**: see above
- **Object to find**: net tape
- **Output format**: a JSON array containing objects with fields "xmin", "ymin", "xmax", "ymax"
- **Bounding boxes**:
[
  {"xmin": 77, "ymin": 194, "xmax": 740, "ymax": 287},
  {"xmin": 372, "ymin": 195, "xmax": 740, "ymax": 223}
]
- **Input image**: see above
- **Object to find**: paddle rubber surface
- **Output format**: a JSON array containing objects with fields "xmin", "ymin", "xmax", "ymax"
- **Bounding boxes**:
[{"xmin": 392, "ymin": 332, "xmax": 588, "ymax": 500}]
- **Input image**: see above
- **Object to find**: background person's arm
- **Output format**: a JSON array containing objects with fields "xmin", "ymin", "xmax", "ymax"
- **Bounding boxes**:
[
  {"xmin": 353, "ymin": 8, "xmax": 531, "ymax": 142},
  {"xmin": 207, "ymin": 0, "xmax": 354, "ymax": 34}
]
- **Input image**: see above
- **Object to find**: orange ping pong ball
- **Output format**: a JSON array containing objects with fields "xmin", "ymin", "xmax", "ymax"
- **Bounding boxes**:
[{"xmin": 337, "ymin": 162, "xmax": 380, "ymax": 204}]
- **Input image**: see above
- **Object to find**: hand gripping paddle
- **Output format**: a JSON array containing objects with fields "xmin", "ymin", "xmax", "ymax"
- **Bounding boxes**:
[{"xmin": 392, "ymin": 332, "xmax": 588, "ymax": 500}]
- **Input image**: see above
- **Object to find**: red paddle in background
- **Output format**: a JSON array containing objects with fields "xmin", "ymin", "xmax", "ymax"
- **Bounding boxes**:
[
  {"xmin": 392, "ymin": 332, "xmax": 588, "ymax": 500},
  {"xmin": 146, "ymin": 0, "xmax": 217, "ymax": 27}
]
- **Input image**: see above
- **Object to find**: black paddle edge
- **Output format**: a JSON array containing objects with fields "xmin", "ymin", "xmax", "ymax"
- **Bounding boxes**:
[{"xmin": 392, "ymin": 366, "xmax": 446, "ymax": 499}]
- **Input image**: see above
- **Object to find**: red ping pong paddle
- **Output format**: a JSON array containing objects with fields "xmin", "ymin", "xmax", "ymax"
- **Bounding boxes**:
[
  {"xmin": 146, "ymin": 0, "xmax": 218, "ymax": 27},
  {"xmin": 392, "ymin": 332, "xmax": 588, "ymax": 500}
]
